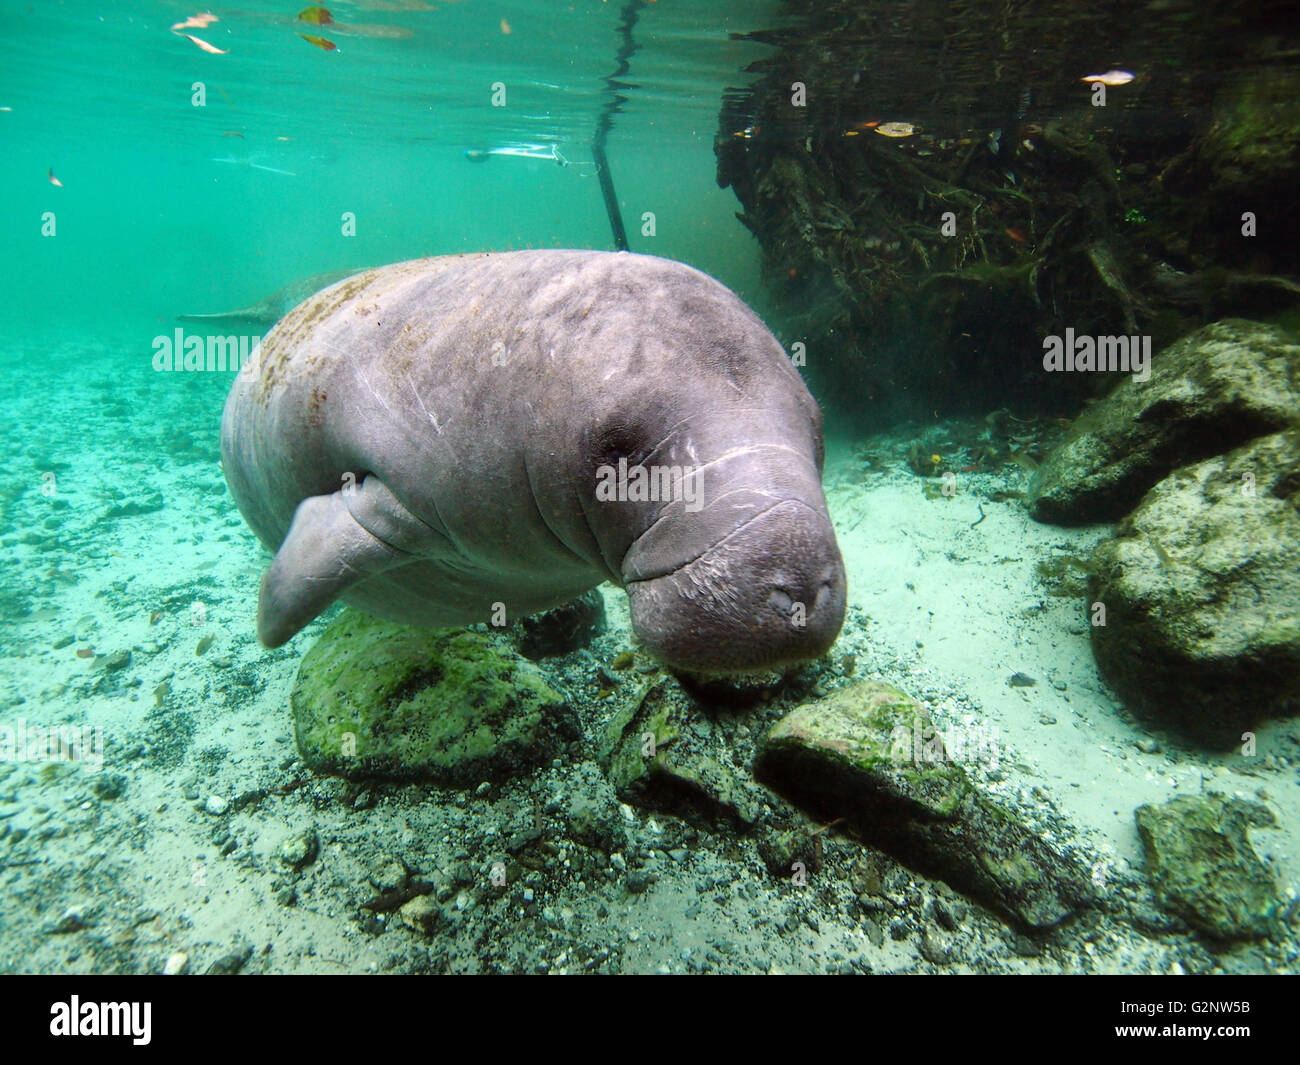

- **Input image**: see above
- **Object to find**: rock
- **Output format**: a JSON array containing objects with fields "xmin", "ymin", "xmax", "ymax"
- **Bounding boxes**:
[
  {"xmin": 597, "ymin": 679, "xmax": 764, "ymax": 827},
  {"xmin": 100, "ymin": 650, "xmax": 131, "ymax": 673},
  {"xmin": 46, "ymin": 906, "xmax": 89, "ymax": 934},
  {"xmin": 917, "ymin": 926, "xmax": 955, "ymax": 965},
  {"xmin": 205, "ymin": 945, "xmax": 253, "ymax": 975},
  {"xmin": 370, "ymin": 859, "xmax": 409, "ymax": 894},
  {"xmin": 290, "ymin": 611, "xmax": 580, "ymax": 787},
  {"xmin": 1089, "ymin": 430, "xmax": 1300, "ymax": 741},
  {"xmin": 90, "ymin": 773, "xmax": 127, "ymax": 801},
  {"xmin": 1135, "ymin": 794, "xmax": 1282, "ymax": 940},
  {"xmin": 162, "ymin": 951, "xmax": 190, "ymax": 975},
  {"xmin": 624, "ymin": 870, "xmax": 657, "ymax": 894},
  {"xmin": 1028, "ymin": 320, "xmax": 1299, "ymax": 524},
  {"xmin": 396, "ymin": 894, "xmax": 446, "ymax": 936},
  {"xmin": 565, "ymin": 786, "xmax": 624, "ymax": 852},
  {"xmin": 277, "ymin": 828, "xmax": 320, "ymax": 871},
  {"xmin": 755, "ymin": 680, "xmax": 1093, "ymax": 929},
  {"xmin": 102, "ymin": 493, "xmax": 165, "ymax": 520},
  {"xmin": 756, "ymin": 824, "xmax": 824, "ymax": 881},
  {"xmin": 204, "ymin": 795, "xmax": 229, "ymax": 816},
  {"xmin": 516, "ymin": 589, "xmax": 606, "ymax": 659}
]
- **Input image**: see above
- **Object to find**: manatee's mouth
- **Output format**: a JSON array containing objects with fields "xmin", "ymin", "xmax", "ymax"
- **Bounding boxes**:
[{"xmin": 624, "ymin": 499, "xmax": 846, "ymax": 674}]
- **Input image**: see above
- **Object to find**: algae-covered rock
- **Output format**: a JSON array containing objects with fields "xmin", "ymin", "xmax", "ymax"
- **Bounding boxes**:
[
  {"xmin": 1135, "ymin": 794, "xmax": 1282, "ymax": 940},
  {"xmin": 597, "ymin": 679, "xmax": 764, "ymax": 827},
  {"xmin": 755, "ymin": 680, "xmax": 1092, "ymax": 929},
  {"xmin": 1028, "ymin": 320, "xmax": 1299, "ymax": 524},
  {"xmin": 1089, "ymin": 430, "xmax": 1300, "ymax": 742},
  {"xmin": 291, "ymin": 611, "xmax": 579, "ymax": 786}
]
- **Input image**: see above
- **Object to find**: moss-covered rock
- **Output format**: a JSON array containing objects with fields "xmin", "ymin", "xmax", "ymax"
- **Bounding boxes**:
[
  {"xmin": 1136, "ymin": 794, "xmax": 1282, "ymax": 940},
  {"xmin": 1089, "ymin": 429, "xmax": 1300, "ymax": 742},
  {"xmin": 755, "ymin": 680, "xmax": 1093, "ymax": 930},
  {"xmin": 597, "ymin": 679, "xmax": 764, "ymax": 827},
  {"xmin": 290, "ymin": 611, "xmax": 579, "ymax": 786},
  {"xmin": 1028, "ymin": 320, "xmax": 1299, "ymax": 524}
]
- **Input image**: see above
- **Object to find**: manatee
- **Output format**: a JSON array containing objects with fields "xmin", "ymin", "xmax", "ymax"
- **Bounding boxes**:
[
  {"xmin": 178, "ymin": 269, "xmax": 363, "ymax": 332},
  {"xmin": 220, "ymin": 250, "xmax": 846, "ymax": 674}
]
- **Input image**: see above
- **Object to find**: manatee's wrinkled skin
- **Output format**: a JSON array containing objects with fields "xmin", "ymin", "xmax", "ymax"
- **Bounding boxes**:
[{"xmin": 220, "ymin": 250, "xmax": 846, "ymax": 673}]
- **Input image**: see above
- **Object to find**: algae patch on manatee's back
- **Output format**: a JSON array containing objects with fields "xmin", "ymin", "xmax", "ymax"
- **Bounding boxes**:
[{"xmin": 290, "ymin": 610, "xmax": 579, "ymax": 786}]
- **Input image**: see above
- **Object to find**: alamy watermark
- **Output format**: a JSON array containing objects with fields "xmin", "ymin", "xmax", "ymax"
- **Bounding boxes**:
[
  {"xmin": 0, "ymin": 719, "xmax": 103, "ymax": 772},
  {"xmin": 594, "ymin": 458, "xmax": 703, "ymax": 513},
  {"xmin": 152, "ymin": 329, "xmax": 260, "ymax": 373},
  {"xmin": 890, "ymin": 718, "xmax": 1001, "ymax": 768},
  {"xmin": 1042, "ymin": 328, "xmax": 1150, "ymax": 382}
]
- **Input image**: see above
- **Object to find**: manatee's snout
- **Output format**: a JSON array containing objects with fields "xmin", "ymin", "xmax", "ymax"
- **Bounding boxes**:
[{"xmin": 626, "ymin": 500, "xmax": 846, "ymax": 674}]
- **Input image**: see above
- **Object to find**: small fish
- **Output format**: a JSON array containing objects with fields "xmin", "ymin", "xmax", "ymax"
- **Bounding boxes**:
[
  {"xmin": 222, "ymin": 130, "xmax": 245, "ymax": 139},
  {"xmin": 76, "ymin": 647, "xmax": 94, "ymax": 659},
  {"xmin": 172, "ymin": 14, "xmax": 218, "ymax": 32},
  {"xmin": 500, "ymin": 18, "xmax": 511, "ymax": 34},
  {"xmin": 179, "ymin": 34, "xmax": 229, "ymax": 55},
  {"xmin": 874, "ymin": 121, "xmax": 916, "ymax": 138},
  {"xmin": 47, "ymin": 167, "xmax": 63, "ymax": 187},
  {"xmin": 299, "ymin": 34, "xmax": 338, "ymax": 51},
  {"xmin": 1005, "ymin": 226, "xmax": 1029, "ymax": 245},
  {"xmin": 149, "ymin": 610, "xmax": 164, "ymax": 625},
  {"xmin": 1081, "ymin": 70, "xmax": 1134, "ymax": 86},
  {"xmin": 195, "ymin": 634, "xmax": 216, "ymax": 655}
]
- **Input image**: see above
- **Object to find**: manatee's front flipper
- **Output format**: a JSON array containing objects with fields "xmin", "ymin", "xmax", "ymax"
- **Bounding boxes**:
[{"xmin": 258, "ymin": 476, "xmax": 425, "ymax": 646}]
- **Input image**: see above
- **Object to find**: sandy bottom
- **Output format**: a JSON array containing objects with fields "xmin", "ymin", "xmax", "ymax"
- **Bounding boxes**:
[{"xmin": 0, "ymin": 342, "xmax": 1295, "ymax": 974}]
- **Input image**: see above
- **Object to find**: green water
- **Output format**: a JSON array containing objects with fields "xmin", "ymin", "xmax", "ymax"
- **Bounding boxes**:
[{"xmin": 2, "ymin": 0, "xmax": 775, "ymax": 344}]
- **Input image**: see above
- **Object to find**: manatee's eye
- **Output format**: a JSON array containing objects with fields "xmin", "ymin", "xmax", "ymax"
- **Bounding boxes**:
[{"xmin": 589, "ymin": 421, "xmax": 649, "ymax": 469}]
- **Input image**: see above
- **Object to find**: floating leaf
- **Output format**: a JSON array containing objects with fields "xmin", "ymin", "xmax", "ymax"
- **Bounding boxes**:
[
  {"xmin": 1081, "ymin": 70, "xmax": 1134, "ymax": 86},
  {"xmin": 180, "ymin": 33, "xmax": 229, "ymax": 55},
  {"xmin": 298, "ymin": 6, "xmax": 334, "ymax": 25},
  {"xmin": 874, "ymin": 121, "xmax": 916, "ymax": 138},
  {"xmin": 171, "ymin": 14, "xmax": 218, "ymax": 31},
  {"xmin": 299, "ymin": 33, "xmax": 338, "ymax": 51}
]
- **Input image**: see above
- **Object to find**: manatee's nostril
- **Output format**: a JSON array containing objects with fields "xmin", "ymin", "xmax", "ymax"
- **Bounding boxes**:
[{"xmin": 767, "ymin": 588, "xmax": 795, "ymax": 614}]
